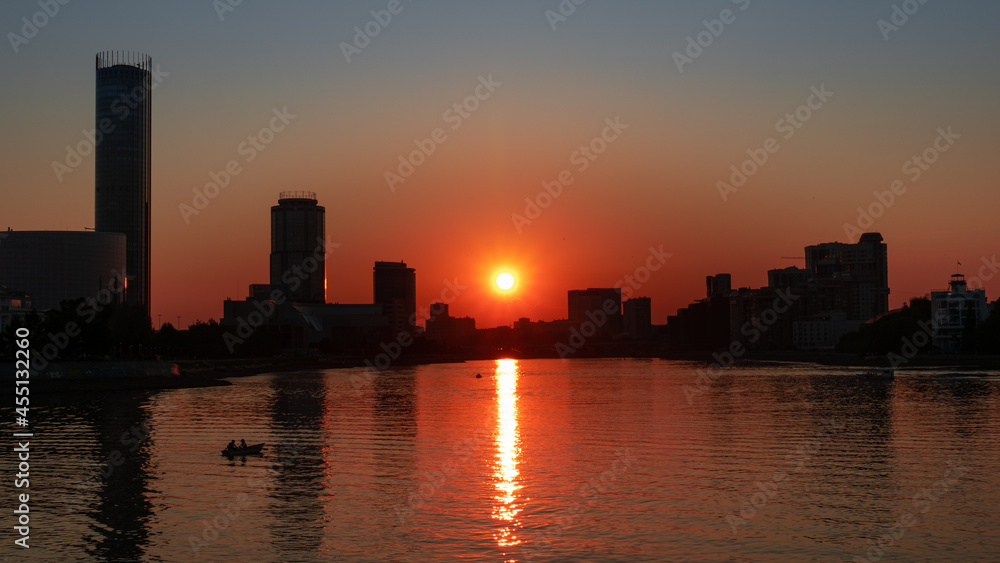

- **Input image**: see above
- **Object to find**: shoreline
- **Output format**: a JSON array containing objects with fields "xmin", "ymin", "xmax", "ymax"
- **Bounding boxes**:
[{"xmin": 14, "ymin": 351, "xmax": 1000, "ymax": 395}]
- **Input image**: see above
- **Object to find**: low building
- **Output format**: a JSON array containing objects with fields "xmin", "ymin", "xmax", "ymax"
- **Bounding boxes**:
[
  {"xmin": 792, "ymin": 311, "xmax": 861, "ymax": 351},
  {"xmin": 0, "ymin": 230, "xmax": 126, "ymax": 311},
  {"xmin": 424, "ymin": 302, "xmax": 476, "ymax": 346},
  {"xmin": 222, "ymin": 284, "xmax": 391, "ymax": 352},
  {"xmin": 930, "ymin": 274, "xmax": 989, "ymax": 352},
  {"xmin": 0, "ymin": 287, "xmax": 33, "ymax": 334}
]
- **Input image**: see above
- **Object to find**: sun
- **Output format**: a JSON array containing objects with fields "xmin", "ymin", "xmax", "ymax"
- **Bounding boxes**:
[{"xmin": 496, "ymin": 272, "xmax": 515, "ymax": 291}]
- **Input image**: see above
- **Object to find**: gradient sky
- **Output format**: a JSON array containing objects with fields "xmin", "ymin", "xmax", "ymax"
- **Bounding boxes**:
[{"xmin": 3, "ymin": 0, "xmax": 1000, "ymax": 329}]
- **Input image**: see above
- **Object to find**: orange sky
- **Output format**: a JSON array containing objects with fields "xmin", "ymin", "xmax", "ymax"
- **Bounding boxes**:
[{"xmin": 3, "ymin": 2, "xmax": 999, "ymax": 328}]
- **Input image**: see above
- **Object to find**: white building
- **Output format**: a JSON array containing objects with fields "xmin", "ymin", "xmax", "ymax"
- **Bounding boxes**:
[
  {"xmin": 793, "ymin": 311, "xmax": 861, "ymax": 351},
  {"xmin": 930, "ymin": 274, "xmax": 989, "ymax": 352}
]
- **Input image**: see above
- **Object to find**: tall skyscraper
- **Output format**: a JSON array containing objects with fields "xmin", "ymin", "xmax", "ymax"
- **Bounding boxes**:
[
  {"xmin": 95, "ymin": 51, "xmax": 152, "ymax": 316},
  {"xmin": 373, "ymin": 261, "xmax": 416, "ymax": 332},
  {"xmin": 270, "ymin": 192, "xmax": 326, "ymax": 303}
]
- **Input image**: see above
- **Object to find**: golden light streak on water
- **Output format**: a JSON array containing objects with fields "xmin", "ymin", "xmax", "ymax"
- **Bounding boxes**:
[{"xmin": 491, "ymin": 358, "xmax": 523, "ymax": 555}]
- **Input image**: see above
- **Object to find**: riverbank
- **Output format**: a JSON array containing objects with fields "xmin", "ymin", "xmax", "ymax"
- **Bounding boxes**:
[{"xmin": 10, "ymin": 350, "xmax": 999, "ymax": 395}]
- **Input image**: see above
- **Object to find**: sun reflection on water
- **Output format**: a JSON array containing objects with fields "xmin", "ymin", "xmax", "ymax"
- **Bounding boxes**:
[{"xmin": 492, "ymin": 358, "xmax": 522, "ymax": 555}]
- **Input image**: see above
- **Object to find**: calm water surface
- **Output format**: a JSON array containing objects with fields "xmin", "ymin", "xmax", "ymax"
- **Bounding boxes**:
[{"xmin": 9, "ymin": 359, "xmax": 1000, "ymax": 561}]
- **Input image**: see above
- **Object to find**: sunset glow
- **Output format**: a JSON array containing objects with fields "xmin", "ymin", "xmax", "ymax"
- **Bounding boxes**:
[
  {"xmin": 6, "ymin": 2, "xmax": 1000, "ymax": 561},
  {"xmin": 2, "ymin": 3, "xmax": 998, "ymax": 331},
  {"xmin": 496, "ymin": 272, "xmax": 515, "ymax": 292}
]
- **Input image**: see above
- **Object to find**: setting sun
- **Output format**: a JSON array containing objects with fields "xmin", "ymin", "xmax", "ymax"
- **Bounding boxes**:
[{"xmin": 496, "ymin": 272, "xmax": 515, "ymax": 291}]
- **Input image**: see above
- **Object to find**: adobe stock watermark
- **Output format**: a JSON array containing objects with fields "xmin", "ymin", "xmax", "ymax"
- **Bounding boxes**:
[
  {"xmin": 842, "ymin": 126, "xmax": 959, "ymax": 242},
  {"xmin": 521, "ymin": 449, "xmax": 636, "ymax": 560},
  {"xmin": 222, "ymin": 235, "xmax": 340, "ymax": 353},
  {"xmin": 212, "ymin": 0, "xmax": 245, "ymax": 22},
  {"xmin": 385, "ymin": 74, "xmax": 501, "ymax": 192},
  {"xmin": 557, "ymin": 245, "xmax": 670, "ymax": 358},
  {"xmin": 683, "ymin": 289, "xmax": 799, "ymax": 404},
  {"xmin": 394, "ymin": 427, "xmax": 491, "ymax": 523},
  {"xmin": 75, "ymin": 396, "xmax": 180, "ymax": 491},
  {"xmin": 672, "ymin": 0, "xmax": 751, "ymax": 73},
  {"xmin": 544, "ymin": 0, "xmax": 587, "ymax": 31},
  {"xmin": 877, "ymin": 0, "xmax": 930, "ymax": 42},
  {"xmin": 512, "ymin": 116, "xmax": 628, "ymax": 233},
  {"xmin": 885, "ymin": 315, "xmax": 943, "ymax": 368},
  {"xmin": 726, "ymin": 418, "xmax": 845, "ymax": 534},
  {"xmin": 717, "ymin": 84, "xmax": 833, "ymax": 202},
  {"xmin": 76, "ymin": 419, "xmax": 153, "ymax": 489},
  {"xmin": 52, "ymin": 63, "xmax": 170, "ymax": 183},
  {"xmin": 6, "ymin": 0, "xmax": 72, "ymax": 54},
  {"xmin": 350, "ymin": 278, "xmax": 468, "ymax": 394},
  {"xmin": 340, "ymin": 0, "xmax": 413, "ymax": 63},
  {"xmin": 965, "ymin": 253, "xmax": 1000, "ymax": 291},
  {"xmin": 849, "ymin": 459, "xmax": 967, "ymax": 562},
  {"xmin": 616, "ymin": 245, "xmax": 672, "ymax": 300},
  {"xmin": 26, "ymin": 269, "xmax": 126, "ymax": 375},
  {"xmin": 189, "ymin": 441, "xmax": 305, "ymax": 555},
  {"xmin": 178, "ymin": 107, "xmax": 296, "ymax": 224}
]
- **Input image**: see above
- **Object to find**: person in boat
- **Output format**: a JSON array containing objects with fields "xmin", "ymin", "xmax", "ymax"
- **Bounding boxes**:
[
  {"xmin": 226, "ymin": 440, "xmax": 237, "ymax": 451},
  {"xmin": 239, "ymin": 439, "xmax": 248, "ymax": 449}
]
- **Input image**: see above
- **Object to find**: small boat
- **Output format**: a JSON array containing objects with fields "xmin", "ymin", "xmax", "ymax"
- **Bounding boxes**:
[
  {"xmin": 475, "ymin": 373, "xmax": 482, "ymax": 378},
  {"xmin": 859, "ymin": 368, "xmax": 894, "ymax": 380},
  {"xmin": 222, "ymin": 443, "xmax": 265, "ymax": 456}
]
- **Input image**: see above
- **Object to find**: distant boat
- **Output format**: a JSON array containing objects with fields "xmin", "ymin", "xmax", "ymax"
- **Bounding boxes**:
[
  {"xmin": 222, "ymin": 443, "xmax": 265, "ymax": 456},
  {"xmin": 859, "ymin": 368, "xmax": 894, "ymax": 381},
  {"xmin": 475, "ymin": 373, "xmax": 482, "ymax": 378}
]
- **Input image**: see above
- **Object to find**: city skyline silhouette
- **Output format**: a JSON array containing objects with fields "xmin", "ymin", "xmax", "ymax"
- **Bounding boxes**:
[{"xmin": 3, "ymin": 2, "xmax": 998, "ymax": 330}]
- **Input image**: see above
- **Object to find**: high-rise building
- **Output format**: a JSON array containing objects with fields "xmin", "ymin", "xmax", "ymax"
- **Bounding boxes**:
[
  {"xmin": 804, "ymin": 232, "xmax": 889, "ymax": 321},
  {"xmin": 95, "ymin": 51, "xmax": 152, "ymax": 316},
  {"xmin": 664, "ymin": 276, "xmax": 730, "ymax": 350},
  {"xmin": 706, "ymin": 274, "xmax": 731, "ymax": 297},
  {"xmin": 373, "ymin": 261, "xmax": 416, "ymax": 332},
  {"xmin": 270, "ymin": 192, "xmax": 326, "ymax": 303}
]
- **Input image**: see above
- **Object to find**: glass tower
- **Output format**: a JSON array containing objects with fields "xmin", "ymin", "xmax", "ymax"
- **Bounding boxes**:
[
  {"xmin": 95, "ymin": 51, "xmax": 152, "ymax": 316},
  {"xmin": 270, "ymin": 192, "xmax": 327, "ymax": 303}
]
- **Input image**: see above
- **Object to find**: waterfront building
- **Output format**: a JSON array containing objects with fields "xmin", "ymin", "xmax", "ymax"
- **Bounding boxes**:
[{"xmin": 95, "ymin": 51, "xmax": 152, "ymax": 315}]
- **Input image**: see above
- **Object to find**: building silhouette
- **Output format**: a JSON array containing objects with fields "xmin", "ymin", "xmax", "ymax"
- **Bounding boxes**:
[
  {"xmin": 0, "ymin": 286, "xmax": 33, "ymax": 334},
  {"xmin": 568, "ymin": 288, "xmax": 622, "ymax": 337},
  {"xmin": 804, "ymin": 232, "xmax": 889, "ymax": 321},
  {"xmin": 931, "ymin": 274, "xmax": 989, "ymax": 352},
  {"xmin": 623, "ymin": 297, "xmax": 652, "ymax": 340},
  {"xmin": 424, "ymin": 302, "xmax": 476, "ymax": 346},
  {"xmin": 665, "ymin": 274, "xmax": 731, "ymax": 350},
  {"xmin": 271, "ymin": 192, "xmax": 326, "ymax": 303},
  {"xmin": 666, "ymin": 233, "xmax": 890, "ymax": 351},
  {"xmin": 95, "ymin": 51, "xmax": 152, "ymax": 315},
  {"xmin": 374, "ymin": 261, "xmax": 416, "ymax": 332},
  {"xmin": 0, "ymin": 231, "xmax": 126, "ymax": 311},
  {"xmin": 222, "ymin": 193, "xmax": 408, "ymax": 354}
]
